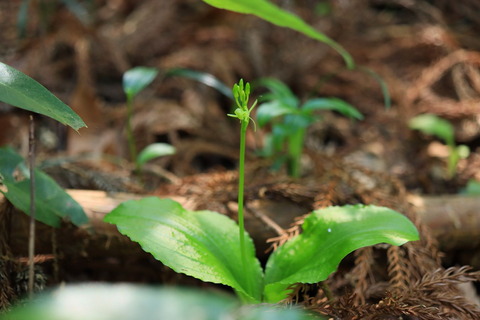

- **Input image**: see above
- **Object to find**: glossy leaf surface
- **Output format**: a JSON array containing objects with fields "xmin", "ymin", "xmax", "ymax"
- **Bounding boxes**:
[
  {"xmin": 104, "ymin": 197, "xmax": 264, "ymax": 303},
  {"xmin": 0, "ymin": 62, "xmax": 86, "ymax": 131},
  {"xmin": 264, "ymin": 205, "xmax": 419, "ymax": 302},
  {"xmin": 202, "ymin": 0, "xmax": 353, "ymax": 69},
  {"xmin": 123, "ymin": 67, "xmax": 159, "ymax": 99}
]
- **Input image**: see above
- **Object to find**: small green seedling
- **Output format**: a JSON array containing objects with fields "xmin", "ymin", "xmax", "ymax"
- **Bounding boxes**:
[
  {"xmin": 123, "ymin": 66, "xmax": 159, "ymax": 167},
  {"xmin": 105, "ymin": 80, "xmax": 419, "ymax": 304},
  {"xmin": 122, "ymin": 67, "xmax": 176, "ymax": 173},
  {"xmin": 255, "ymin": 78, "xmax": 363, "ymax": 177},
  {"xmin": 409, "ymin": 113, "xmax": 470, "ymax": 179}
]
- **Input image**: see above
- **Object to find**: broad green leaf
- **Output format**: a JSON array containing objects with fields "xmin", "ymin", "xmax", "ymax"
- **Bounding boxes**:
[
  {"xmin": 136, "ymin": 143, "xmax": 176, "ymax": 168},
  {"xmin": 104, "ymin": 197, "xmax": 264, "ymax": 303},
  {"xmin": 165, "ymin": 68, "xmax": 233, "ymax": 99},
  {"xmin": 264, "ymin": 205, "xmax": 419, "ymax": 302},
  {"xmin": 202, "ymin": 0, "xmax": 353, "ymax": 69},
  {"xmin": 0, "ymin": 146, "xmax": 88, "ymax": 227},
  {"xmin": 256, "ymin": 101, "xmax": 297, "ymax": 127},
  {"xmin": 0, "ymin": 62, "xmax": 86, "ymax": 131},
  {"xmin": 123, "ymin": 67, "xmax": 159, "ymax": 100},
  {"xmin": 3, "ymin": 170, "xmax": 88, "ymax": 227},
  {"xmin": 2, "ymin": 284, "xmax": 319, "ymax": 320},
  {"xmin": 409, "ymin": 113, "xmax": 454, "ymax": 146},
  {"xmin": 302, "ymin": 98, "xmax": 363, "ymax": 120}
]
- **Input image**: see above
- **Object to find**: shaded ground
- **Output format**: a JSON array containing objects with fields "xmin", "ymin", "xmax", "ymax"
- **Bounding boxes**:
[{"xmin": 1, "ymin": 0, "xmax": 480, "ymax": 318}]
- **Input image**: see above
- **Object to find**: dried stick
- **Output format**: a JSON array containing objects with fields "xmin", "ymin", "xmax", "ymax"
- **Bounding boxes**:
[{"xmin": 28, "ymin": 115, "xmax": 36, "ymax": 298}]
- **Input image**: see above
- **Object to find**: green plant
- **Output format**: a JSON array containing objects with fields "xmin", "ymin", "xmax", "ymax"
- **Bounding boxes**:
[
  {"xmin": 255, "ymin": 78, "xmax": 363, "ymax": 178},
  {"xmin": 0, "ymin": 147, "xmax": 87, "ymax": 227},
  {"xmin": 0, "ymin": 60, "xmax": 88, "ymax": 297},
  {"xmin": 105, "ymin": 80, "xmax": 419, "ymax": 304},
  {"xmin": 201, "ymin": 0, "xmax": 353, "ymax": 69},
  {"xmin": 409, "ymin": 113, "xmax": 470, "ymax": 179},
  {"xmin": 227, "ymin": 79, "xmax": 258, "ymax": 276},
  {"xmin": 123, "ymin": 66, "xmax": 178, "ymax": 175},
  {"xmin": 0, "ymin": 61, "xmax": 87, "ymax": 225},
  {"xmin": 124, "ymin": 66, "xmax": 240, "ymax": 173},
  {"xmin": 123, "ymin": 66, "xmax": 159, "ymax": 169},
  {"xmin": 0, "ymin": 61, "xmax": 85, "ymax": 130},
  {"xmin": 165, "ymin": 68, "xmax": 234, "ymax": 99},
  {"xmin": 136, "ymin": 143, "xmax": 176, "ymax": 172}
]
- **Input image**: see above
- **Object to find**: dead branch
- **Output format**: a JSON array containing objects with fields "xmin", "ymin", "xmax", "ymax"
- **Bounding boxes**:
[{"xmin": 49, "ymin": 190, "xmax": 480, "ymax": 251}]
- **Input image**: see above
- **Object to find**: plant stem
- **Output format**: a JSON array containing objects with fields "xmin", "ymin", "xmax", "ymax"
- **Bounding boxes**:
[
  {"xmin": 446, "ymin": 142, "xmax": 460, "ymax": 180},
  {"xmin": 237, "ymin": 119, "xmax": 248, "ymax": 271},
  {"xmin": 288, "ymin": 127, "xmax": 305, "ymax": 178},
  {"xmin": 28, "ymin": 115, "xmax": 36, "ymax": 298},
  {"xmin": 126, "ymin": 96, "xmax": 138, "ymax": 171}
]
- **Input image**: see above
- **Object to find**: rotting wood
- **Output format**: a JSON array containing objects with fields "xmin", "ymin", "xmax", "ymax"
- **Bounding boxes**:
[
  {"xmin": 407, "ymin": 194, "xmax": 480, "ymax": 250},
  {"xmin": 2, "ymin": 190, "xmax": 480, "ymax": 254},
  {"xmin": 52, "ymin": 190, "xmax": 480, "ymax": 250}
]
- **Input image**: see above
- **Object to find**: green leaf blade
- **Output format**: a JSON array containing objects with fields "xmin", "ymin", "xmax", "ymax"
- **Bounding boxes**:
[
  {"xmin": 165, "ymin": 68, "xmax": 233, "ymax": 99},
  {"xmin": 409, "ymin": 113, "xmax": 454, "ymax": 146},
  {"xmin": 256, "ymin": 78, "xmax": 298, "ymax": 105},
  {"xmin": 202, "ymin": 0, "xmax": 354, "ymax": 69},
  {"xmin": 256, "ymin": 101, "xmax": 297, "ymax": 127},
  {"xmin": 0, "ymin": 62, "xmax": 86, "ymax": 131},
  {"xmin": 123, "ymin": 67, "xmax": 159, "ymax": 99},
  {"xmin": 136, "ymin": 143, "xmax": 176, "ymax": 168},
  {"xmin": 0, "ymin": 147, "xmax": 88, "ymax": 227},
  {"xmin": 3, "ymin": 170, "xmax": 88, "ymax": 227},
  {"xmin": 264, "ymin": 205, "xmax": 419, "ymax": 302},
  {"xmin": 104, "ymin": 197, "xmax": 264, "ymax": 303},
  {"xmin": 302, "ymin": 98, "xmax": 363, "ymax": 120}
]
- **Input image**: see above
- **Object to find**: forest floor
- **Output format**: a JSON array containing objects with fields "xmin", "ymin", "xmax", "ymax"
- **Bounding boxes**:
[{"xmin": 1, "ymin": 0, "xmax": 480, "ymax": 319}]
